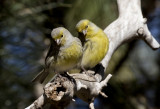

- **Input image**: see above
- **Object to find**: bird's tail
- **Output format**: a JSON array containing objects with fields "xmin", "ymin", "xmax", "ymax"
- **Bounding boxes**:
[{"xmin": 32, "ymin": 69, "xmax": 49, "ymax": 84}]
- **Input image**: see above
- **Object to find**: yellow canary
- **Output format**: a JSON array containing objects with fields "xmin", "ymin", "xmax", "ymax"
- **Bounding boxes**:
[
  {"xmin": 76, "ymin": 19, "xmax": 109, "ymax": 70},
  {"xmin": 32, "ymin": 27, "xmax": 82, "ymax": 83}
]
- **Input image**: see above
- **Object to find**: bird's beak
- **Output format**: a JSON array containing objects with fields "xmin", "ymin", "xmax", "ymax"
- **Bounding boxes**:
[
  {"xmin": 56, "ymin": 39, "xmax": 61, "ymax": 45},
  {"xmin": 82, "ymin": 29, "xmax": 87, "ymax": 36}
]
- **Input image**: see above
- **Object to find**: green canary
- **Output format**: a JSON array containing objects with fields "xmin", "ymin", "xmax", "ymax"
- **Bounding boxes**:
[
  {"xmin": 32, "ymin": 27, "xmax": 83, "ymax": 83},
  {"xmin": 76, "ymin": 19, "xmax": 109, "ymax": 70}
]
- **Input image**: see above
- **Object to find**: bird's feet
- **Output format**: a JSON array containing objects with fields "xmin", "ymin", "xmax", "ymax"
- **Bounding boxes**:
[{"xmin": 81, "ymin": 66, "xmax": 88, "ymax": 74}]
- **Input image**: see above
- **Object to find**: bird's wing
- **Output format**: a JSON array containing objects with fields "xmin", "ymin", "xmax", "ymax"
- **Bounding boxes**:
[
  {"xmin": 45, "ymin": 43, "xmax": 54, "ymax": 61},
  {"xmin": 83, "ymin": 39, "xmax": 91, "ymax": 52},
  {"xmin": 32, "ymin": 68, "xmax": 49, "ymax": 83},
  {"xmin": 45, "ymin": 41, "xmax": 60, "ymax": 66}
]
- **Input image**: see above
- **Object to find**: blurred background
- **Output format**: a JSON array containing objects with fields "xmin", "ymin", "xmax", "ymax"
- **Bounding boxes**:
[{"xmin": 0, "ymin": 0, "xmax": 159, "ymax": 109}]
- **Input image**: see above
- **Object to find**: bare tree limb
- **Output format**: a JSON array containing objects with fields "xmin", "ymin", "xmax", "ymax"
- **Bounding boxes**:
[
  {"xmin": 101, "ymin": 0, "xmax": 160, "ymax": 70},
  {"xmin": 26, "ymin": 73, "xmax": 112, "ymax": 109},
  {"xmin": 25, "ymin": 94, "xmax": 46, "ymax": 109},
  {"xmin": 26, "ymin": 0, "xmax": 160, "ymax": 108}
]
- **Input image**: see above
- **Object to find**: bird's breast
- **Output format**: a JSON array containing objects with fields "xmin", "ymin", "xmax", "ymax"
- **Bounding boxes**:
[
  {"xmin": 51, "ymin": 41, "xmax": 82, "ymax": 72},
  {"xmin": 81, "ymin": 32, "xmax": 109, "ymax": 68}
]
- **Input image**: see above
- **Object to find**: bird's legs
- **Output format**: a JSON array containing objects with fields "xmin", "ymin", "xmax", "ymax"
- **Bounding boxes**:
[{"xmin": 81, "ymin": 66, "xmax": 88, "ymax": 74}]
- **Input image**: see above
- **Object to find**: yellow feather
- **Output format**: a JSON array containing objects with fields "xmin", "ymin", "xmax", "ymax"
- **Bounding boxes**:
[
  {"xmin": 33, "ymin": 27, "xmax": 83, "ymax": 83},
  {"xmin": 81, "ymin": 29, "xmax": 109, "ymax": 68},
  {"xmin": 76, "ymin": 19, "xmax": 109, "ymax": 69},
  {"xmin": 54, "ymin": 41, "xmax": 82, "ymax": 71}
]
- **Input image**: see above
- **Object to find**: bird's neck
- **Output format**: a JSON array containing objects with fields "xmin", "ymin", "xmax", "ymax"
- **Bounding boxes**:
[{"xmin": 86, "ymin": 28, "xmax": 101, "ymax": 39}]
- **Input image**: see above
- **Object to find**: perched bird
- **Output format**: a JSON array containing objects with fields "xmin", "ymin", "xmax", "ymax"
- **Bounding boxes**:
[
  {"xmin": 76, "ymin": 19, "xmax": 109, "ymax": 71},
  {"xmin": 32, "ymin": 27, "xmax": 83, "ymax": 83}
]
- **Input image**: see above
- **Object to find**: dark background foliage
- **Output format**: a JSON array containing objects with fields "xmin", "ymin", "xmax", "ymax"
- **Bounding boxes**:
[{"xmin": 0, "ymin": 0, "xmax": 159, "ymax": 109}]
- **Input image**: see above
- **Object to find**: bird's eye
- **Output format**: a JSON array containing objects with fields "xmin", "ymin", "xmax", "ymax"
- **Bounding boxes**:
[
  {"xmin": 61, "ymin": 34, "xmax": 63, "ymax": 38},
  {"xmin": 85, "ymin": 25, "xmax": 89, "ymax": 29}
]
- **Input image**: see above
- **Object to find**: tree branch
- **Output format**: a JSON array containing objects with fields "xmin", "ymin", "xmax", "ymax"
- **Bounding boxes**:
[
  {"xmin": 26, "ymin": 73, "xmax": 112, "ymax": 109},
  {"xmin": 25, "ymin": 94, "xmax": 46, "ymax": 109},
  {"xmin": 101, "ymin": 0, "xmax": 160, "ymax": 70},
  {"xmin": 26, "ymin": 0, "xmax": 160, "ymax": 108}
]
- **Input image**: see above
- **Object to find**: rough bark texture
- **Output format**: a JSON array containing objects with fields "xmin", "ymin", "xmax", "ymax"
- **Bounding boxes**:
[{"xmin": 25, "ymin": 0, "xmax": 160, "ymax": 109}]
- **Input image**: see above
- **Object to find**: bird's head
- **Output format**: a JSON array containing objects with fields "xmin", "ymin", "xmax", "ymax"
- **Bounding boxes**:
[
  {"xmin": 76, "ymin": 19, "xmax": 98, "ymax": 40},
  {"xmin": 51, "ymin": 27, "xmax": 69, "ymax": 46},
  {"xmin": 76, "ymin": 19, "xmax": 90, "ymax": 36}
]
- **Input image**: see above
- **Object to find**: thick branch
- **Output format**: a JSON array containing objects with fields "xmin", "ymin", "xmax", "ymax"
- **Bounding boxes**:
[
  {"xmin": 101, "ymin": 0, "xmax": 160, "ymax": 70},
  {"xmin": 26, "ymin": 73, "xmax": 112, "ymax": 109},
  {"xmin": 25, "ymin": 95, "xmax": 46, "ymax": 109}
]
